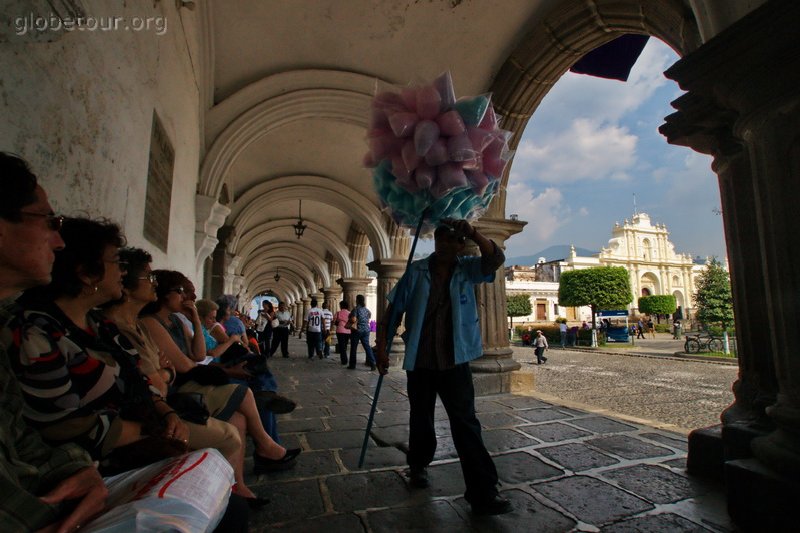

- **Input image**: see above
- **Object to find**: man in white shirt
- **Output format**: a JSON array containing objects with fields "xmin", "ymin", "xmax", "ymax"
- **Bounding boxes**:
[
  {"xmin": 321, "ymin": 301, "xmax": 334, "ymax": 358},
  {"xmin": 304, "ymin": 298, "xmax": 324, "ymax": 359}
]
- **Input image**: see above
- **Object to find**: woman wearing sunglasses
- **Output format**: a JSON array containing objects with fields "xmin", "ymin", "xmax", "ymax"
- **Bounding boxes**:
[
  {"xmin": 3, "ymin": 217, "xmax": 188, "ymax": 470},
  {"xmin": 140, "ymin": 270, "xmax": 299, "ymax": 478}
]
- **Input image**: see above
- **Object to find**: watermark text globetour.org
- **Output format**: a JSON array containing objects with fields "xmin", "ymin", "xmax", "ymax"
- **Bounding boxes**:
[{"xmin": 14, "ymin": 13, "xmax": 168, "ymax": 36}]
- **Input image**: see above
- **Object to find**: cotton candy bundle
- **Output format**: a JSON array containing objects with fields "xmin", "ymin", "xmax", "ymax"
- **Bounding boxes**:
[{"xmin": 365, "ymin": 72, "xmax": 512, "ymax": 230}]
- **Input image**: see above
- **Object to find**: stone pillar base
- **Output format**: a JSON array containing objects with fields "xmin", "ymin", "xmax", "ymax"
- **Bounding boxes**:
[
  {"xmin": 687, "ymin": 423, "xmax": 773, "ymax": 481},
  {"xmin": 687, "ymin": 425, "xmax": 724, "ymax": 480},
  {"xmin": 726, "ymin": 458, "xmax": 796, "ymax": 530},
  {"xmin": 470, "ymin": 349, "xmax": 522, "ymax": 396}
]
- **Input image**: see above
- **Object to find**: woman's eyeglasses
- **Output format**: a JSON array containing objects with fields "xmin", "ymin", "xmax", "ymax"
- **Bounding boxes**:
[
  {"xmin": 18, "ymin": 211, "xmax": 64, "ymax": 231},
  {"xmin": 168, "ymin": 286, "xmax": 185, "ymax": 294},
  {"xmin": 137, "ymin": 273, "xmax": 158, "ymax": 284}
]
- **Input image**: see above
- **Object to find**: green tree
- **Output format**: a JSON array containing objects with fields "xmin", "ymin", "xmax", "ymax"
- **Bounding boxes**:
[
  {"xmin": 507, "ymin": 293, "xmax": 532, "ymax": 333},
  {"xmin": 558, "ymin": 267, "xmax": 632, "ymax": 332},
  {"xmin": 693, "ymin": 258, "xmax": 734, "ymax": 331},
  {"xmin": 638, "ymin": 295, "xmax": 677, "ymax": 316}
]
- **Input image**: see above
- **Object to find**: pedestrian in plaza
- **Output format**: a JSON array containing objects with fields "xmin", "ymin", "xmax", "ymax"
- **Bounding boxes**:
[
  {"xmin": 375, "ymin": 219, "xmax": 512, "ymax": 516},
  {"xmin": 335, "ymin": 300, "xmax": 352, "ymax": 365},
  {"xmin": 647, "ymin": 317, "xmax": 656, "ymax": 339},
  {"xmin": 672, "ymin": 317, "xmax": 681, "ymax": 339},
  {"xmin": 255, "ymin": 300, "xmax": 275, "ymax": 353},
  {"xmin": 559, "ymin": 320, "xmax": 568, "ymax": 348},
  {"xmin": 321, "ymin": 301, "xmax": 334, "ymax": 358},
  {"xmin": 636, "ymin": 318, "xmax": 646, "ymax": 339},
  {"xmin": 534, "ymin": 329, "xmax": 549, "ymax": 364},
  {"xmin": 269, "ymin": 302, "xmax": 293, "ymax": 358},
  {"xmin": 303, "ymin": 298, "xmax": 324, "ymax": 359},
  {"xmin": 348, "ymin": 294, "xmax": 376, "ymax": 370}
]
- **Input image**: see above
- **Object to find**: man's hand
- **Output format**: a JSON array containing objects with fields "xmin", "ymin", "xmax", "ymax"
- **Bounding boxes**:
[
  {"xmin": 375, "ymin": 341, "xmax": 390, "ymax": 375},
  {"xmin": 38, "ymin": 467, "xmax": 108, "ymax": 533},
  {"xmin": 440, "ymin": 218, "xmax": 475, "ymax": 240}
]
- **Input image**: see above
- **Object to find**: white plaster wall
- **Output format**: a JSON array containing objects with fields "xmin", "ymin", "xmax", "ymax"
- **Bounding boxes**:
[{"xmin": 0, "ymin": 0, "xmax": 203, "ymax": 279}]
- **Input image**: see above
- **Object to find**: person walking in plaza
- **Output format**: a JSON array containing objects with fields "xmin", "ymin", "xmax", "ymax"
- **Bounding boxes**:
[
  {"xmin": 636, "ymin": 318, "xmax": 646, "ymax": 339},
  {"xmin": 335, "ymin": 300, "xmax": 352, "ymax": 365},
  {"xmin": 534, "ymin": 329, "xmax": 549, "ymax": 364},
  {"xmin": 269, "ymin": 302, "xmax": 293, "ymax": 358},
  {"xmin": 647, "ymin": 317, "xmax": 656, "ymax": 339},
  {"xmin": 559, "ymin": 320, "xmax": 568, "ymax": 348},
  {"xmin": 348, "ymin": 294, "xmax": 376, "ymax": 370},
  {"xmin": 303, "ymin": 298, "xmax": 324, "ymax": 359},
  {"xmin": 375, "ymin": 219, "xmax": 512, "ymax": 516},
  {"xmin": 255, "ymin": 300, "xmax": 275, "ymax": 353}
]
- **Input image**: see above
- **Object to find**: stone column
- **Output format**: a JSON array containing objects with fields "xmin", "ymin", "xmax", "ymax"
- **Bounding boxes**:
[
  {"xmin": 300, "ymin": 298, "xmax": 311, "ymax": 334},
  {"xmin": 207, "ymin": 225, "xmax": 236, "ymax": 298},
  {"xmin": 469, "ymin": 217, "xmax": 526, "ymax": 395},
  {"xmin": 323, "ymin": 287, "xmax": 342, "ymax": 312},
  {"xmin": 659, "ymin": 1, "xmax": 799, "ymax": 527},
  {"xmin": 366, "ymin": 258, "xmax": 407, "ymax": 325},
  {"xmin": 338, "ymin": 278, "xmax": 371, "ymax": 309},
  {"xmin": 367, "ymin": 258, "xmax": 409, "ymax": 366}
]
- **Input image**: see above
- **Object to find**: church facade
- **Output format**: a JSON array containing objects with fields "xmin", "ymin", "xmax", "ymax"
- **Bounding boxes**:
[{"xmin": 505, "ymin": 213, "xmax": 709, "ymax": 324}]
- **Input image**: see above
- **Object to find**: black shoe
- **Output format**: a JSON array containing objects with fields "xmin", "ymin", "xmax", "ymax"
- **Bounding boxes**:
[
  {"xmin": 254, "ymin": 391, "xmax": 296, "ymax": 414},
  {"xmin": 244, "ymin": 496, "xmax": 270, "ymax": 509},
  {"xmin": 409, "ymin": 467, "xmax": 429, "ymax": 488},
  {"xmin": 282, "ymin": 355, "xmax": 289, "ymax": 358},
  {"xmin": 471, "ymin": 494, "xmax": 512, "ymax": 516},
  {"xmin": 370, "ymin": 364, "xmax": 377, "ymax": 371},
  {"xmin": 542, "ymin": 357, "xmax": 547, "ymax": 363},
  {"xmin": 346, "ymin": 365, "xmax": 356, "ymax": 370},
  {"xmin": 253, "ymin": 448, "xmax": 301, "ymax": 474}
]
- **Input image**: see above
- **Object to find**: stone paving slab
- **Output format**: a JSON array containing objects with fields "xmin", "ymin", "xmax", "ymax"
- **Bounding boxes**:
[
  {"xmin": 536, "ymin": 442, "xmax": 620, "ymax": 472},
  {"xmin": 602, "ymin": 464, "xmax": 698, "ymax": 504},
  {"xmin": 587, "ymin": 434, "xmax": 674, "ymax": 460},
  {"xmin": 533, "ymin": 475, "xmax": 654, "ymax": 525},
  {"xmin": 601, "ymin": 512, "xmax": 715, "ymax": 533},
  {"xmin": 245, "ymin": 337, "xmax": 732, "ymax": 531},
  {"xmin": 494, "ymin": 451, "xmax": 563, "ymax": 483}
]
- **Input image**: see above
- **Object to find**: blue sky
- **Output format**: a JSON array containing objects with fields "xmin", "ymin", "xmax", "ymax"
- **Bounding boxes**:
[{"xmin": 502, "ymin": 38, "xmax": 727, "ymax": 262}]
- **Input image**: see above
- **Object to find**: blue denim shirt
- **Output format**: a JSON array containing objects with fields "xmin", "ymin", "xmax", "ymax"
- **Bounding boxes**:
[{"xmin": 387, "ymin": 254, "xmax": 494, "ymax": 370}]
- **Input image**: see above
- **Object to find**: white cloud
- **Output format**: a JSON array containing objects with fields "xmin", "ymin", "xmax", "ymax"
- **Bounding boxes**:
[
  {"xmin": 533, "ymin": 39, "xmax": 675, "ymax": 126},
  {"xmin": 504, "ymin": 179, "xmax": 566, "ymax": 246},
  {"xmin": 578, "ymin": 207, "xmax": 589, "ymax": 216},
  {"xmin": 514, "ymin": 118, "xmax": 637, "ymax": 183}
]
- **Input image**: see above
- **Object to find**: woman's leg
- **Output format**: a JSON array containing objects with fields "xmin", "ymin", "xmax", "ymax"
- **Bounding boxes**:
[
  {"xmin": 361, "ymin": 331, "xmax": 376, "ymax": 366},
  {"xmin": 238, "ymin": 388, "xmax": 286, "ymax": 459},
  {"xmin": 348, "ymin": 331, "xmax": 358, "ymax": 368},
  {"xmin": 226, "ymin": 412, "xmax": 257, "ymax": 498},
  {"xmin": 337, "ymin": 333, "xmax": 348, "ymax": 365}
]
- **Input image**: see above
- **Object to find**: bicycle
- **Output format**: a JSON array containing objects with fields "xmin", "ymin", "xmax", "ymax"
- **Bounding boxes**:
[{"xmin": 684, "ymin": 333, "xmax": 724, "ymax": 353}]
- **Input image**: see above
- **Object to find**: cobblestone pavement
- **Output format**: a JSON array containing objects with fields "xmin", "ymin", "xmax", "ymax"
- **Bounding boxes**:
[
  {"xmin": 513, "ymin": 335, "xmax": 737, "ymax": 432},
  {"xmin": 245, "ymin": 335, "xmax": 733, "ymax": 532}
]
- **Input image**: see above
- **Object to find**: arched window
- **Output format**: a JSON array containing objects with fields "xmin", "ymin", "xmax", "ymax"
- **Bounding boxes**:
[{"xmin": 642, "ymin": 238, "xmax": 652, "ymax": 261}]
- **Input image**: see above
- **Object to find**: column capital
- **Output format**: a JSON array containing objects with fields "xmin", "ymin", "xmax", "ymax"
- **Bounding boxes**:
[
  {"xmin": 366, "ymin": 258, "xmax": 407, "ymax": 278},
  {"xmin": 337, "ymin": 277, "xmax": 372, "ymax": 291},
  {"xmin": 472, "ymin": 217, "xmax": 527, "ymax": 243}
]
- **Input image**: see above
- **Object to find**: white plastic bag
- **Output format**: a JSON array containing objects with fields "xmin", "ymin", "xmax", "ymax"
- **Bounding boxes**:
[{"xmin": 83, "ymin": 448, "xmax": 234, "ymax": 533}]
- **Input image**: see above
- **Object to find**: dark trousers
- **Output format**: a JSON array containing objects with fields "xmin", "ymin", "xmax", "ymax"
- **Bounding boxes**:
[
  {"xmin": 337, "ymin": 332, "xmax": 351, "ymax": 364},
  {"xmin": 349, "ymin": 330, "xmax": 375, "ymax": 367},
  {"xmin": 306, "ymin": 331, "xmax": 323, "ymax": 358},
  {"xmin": 258, "ymin": 328, "xmax": 272, "ymax": 355},
  {"xmin": 269, "ymin": 327, "xmax": 289, "ymax": 357},
  {"xmin": 407, "ymin": 364, "xmax": 499, "ymax": 504}
]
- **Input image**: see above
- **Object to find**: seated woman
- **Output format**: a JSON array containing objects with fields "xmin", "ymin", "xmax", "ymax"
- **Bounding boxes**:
[
  {"xmin": 102, "ymin": 247, "xmax": 271, "ymax": 504},
  {"xmin": 4, "ymin": 217, "xmax": 188, "ymax": 471},
  {"xmin": 139, "ymin": 271, "xmax": 298, "ymax": 474}
]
